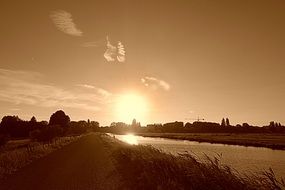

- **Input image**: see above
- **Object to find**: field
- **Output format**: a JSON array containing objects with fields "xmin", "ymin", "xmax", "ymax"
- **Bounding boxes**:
[
  {"xmin": 0, "ymin": 136, "xmax": 81, "ymax": 179},
  {"xmin": 136, "ymin": 133, "xmax": 285, "ymax": 150},
  {"xmin": 0, "ymin": 133, "xmax": 284, "ymax": 190}
]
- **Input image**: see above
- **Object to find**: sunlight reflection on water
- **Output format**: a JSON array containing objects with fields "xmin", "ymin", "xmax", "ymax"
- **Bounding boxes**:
[
  {"xmin": 110, "ymin": 133, "xmax": 285, "ymax": 178},
  {"xmin": 121, "ymin": 134, "xmax": 138, "ymax": 145}
]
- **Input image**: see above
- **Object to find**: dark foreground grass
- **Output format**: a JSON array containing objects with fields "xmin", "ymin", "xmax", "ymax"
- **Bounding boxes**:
[
  {"xmin": 105, "ymin": 135, "xmax": 285, "ymax": 190},
  {"xmin": 0, "ymin": 136, "xmax": 81, "ymax": 179}
]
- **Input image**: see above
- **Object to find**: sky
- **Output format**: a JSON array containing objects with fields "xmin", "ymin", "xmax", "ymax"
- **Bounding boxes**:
[{"xmin": 0, "ymin": 0, "xmax": 285, "ymax": 126}]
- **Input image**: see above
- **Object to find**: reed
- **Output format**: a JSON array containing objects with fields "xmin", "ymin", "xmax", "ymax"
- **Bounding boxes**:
[{"xmin": 111, "ymin": 143, "xmax": 285, "ymax": 190}]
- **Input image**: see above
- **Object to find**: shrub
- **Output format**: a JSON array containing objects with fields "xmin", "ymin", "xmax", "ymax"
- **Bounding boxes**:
[
  {"xmin": 0, "ymin": 134, "xmax": 9, "ymax": 147},
  {"xmin": 30, "ymin": 126, "xmax": 63, "ymax": 143}
]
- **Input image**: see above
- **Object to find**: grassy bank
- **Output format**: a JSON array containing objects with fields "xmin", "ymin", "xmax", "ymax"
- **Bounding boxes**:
[
  {"xmin": 100, "ymin": 134, "xmax": 285, "ymax": 190},
  {"xmin": 0, "ymin": 135, "xmax": 81, "ymax": 179},
  {"xmin": 1, "ymin": 134, "xmax": 284, "ymax": 189},
  {"xmin": 136, "ymin": 133, "xmax": 285, "ymax": 150}
]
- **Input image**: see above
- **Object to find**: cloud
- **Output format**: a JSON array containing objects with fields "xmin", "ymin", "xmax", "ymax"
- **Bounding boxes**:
[
  {"xmin": 104, "ymin": 36, "xmax": 126, "ymax": 62},
  {"xmin": 9, "ymin": 108, "xmax": 21, "ymax": 111},
  {"xmin": 0, "ymin": 69, "xmax": 112, "ymax": 111},
  {"xmin": 50, "ymin": 10, "xmax": 82, "ymax": 36},
  {"xmin": 141, "ymin": 76, "xmax": 170, "ymax": 91},
  {"xmin": 76, "ymin": 84, "xmax": 96, "ymax": 89},
  {"xmin": 76, "ymin": 84, "xmax": 112, "ymax": 97}
]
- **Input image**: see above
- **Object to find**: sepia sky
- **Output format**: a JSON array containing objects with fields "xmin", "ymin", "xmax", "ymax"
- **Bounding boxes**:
[{"xmin": 0, "ymin": 0, "xmax": 285, "ymax": 126}]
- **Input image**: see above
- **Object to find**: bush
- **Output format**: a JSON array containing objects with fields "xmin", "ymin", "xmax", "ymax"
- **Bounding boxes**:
[
  {"xmin": 0, "ymin": 134, "xmax": 9, "ymax": 147},
  {"xmin": 30, "ymin": 126, "xmax": 63, "ymax": 143},
  {"xmin": 29, "ymin": 130, "xmax": 41, "ymax": 141}
]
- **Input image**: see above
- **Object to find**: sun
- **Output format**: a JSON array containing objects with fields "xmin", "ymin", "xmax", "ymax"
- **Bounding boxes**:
[{"xmin": 115, "ymin": 93, "xmax": 148, "ymax": 124}]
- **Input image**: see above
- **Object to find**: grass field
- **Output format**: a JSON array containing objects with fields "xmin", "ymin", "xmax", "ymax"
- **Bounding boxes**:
[
  {"xmin": 136, "ymin": 133, "xmax": 285, "ymax": 150},
  {"xmin": 0, "ymin": 136, "xmax": 81, "ymax": 179}
]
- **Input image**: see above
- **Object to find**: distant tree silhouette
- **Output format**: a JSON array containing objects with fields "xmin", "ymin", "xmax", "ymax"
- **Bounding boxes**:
[
  {"xmin": 221, "ymin": 118, "xmax": 226, "ymax": 127},
  {"xmin": 132, "ymin": 119, "xmax": 137, "ymax": 126},
  {"xmin": 269, "ymin": 121, "xmax": 275, "ymax": 128},
  {"xmin": 163, "ymin": 121, "xmax": 184, "ymax": 132},
  {"xmin": 49, "ymin": 110, "xmax": 70, "ymax": 127},
  {"xmin": 30, "ymin": 116, "xmax": 37, "ymax": 123},
  {"xmin": 226, "ymin": 118, "xmax": 230, "ymax": 126},
  {"xmin": 0, "ymin": 116, "xmax": 29, "ymax": 137},
  {"xmin": 131, "ymin": 119, "xmax": 141, "ymax": 129}
]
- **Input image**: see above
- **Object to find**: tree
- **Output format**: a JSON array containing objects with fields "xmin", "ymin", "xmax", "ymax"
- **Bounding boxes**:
[
  {"xmin": 49, "ymin": 110, "xmax": 70, "ymax": 127},
  {"xmin": 30, "ymin": 116, "xmax": 37, "ymax": 123},
  {"xmin": 221, "ymin": 118, "xmax": 226, "ymax": 127},
  {"xmin": 0, "ymin": 116, "xmax": 31, "ymax": 137},
  {"xmin": 0, "ymin": 116, "xmax": 21, "ymax": 136},
  {"xmin": 226, "ymin": 118, "xmax": 230, "ymax": 126},
  {"xmin": 269, "ymin": 121, "xmax": 275, "ymax": 128},
  {"xmin": 132, "ymin": 119, "xmax": 137, "ymax": 127}
]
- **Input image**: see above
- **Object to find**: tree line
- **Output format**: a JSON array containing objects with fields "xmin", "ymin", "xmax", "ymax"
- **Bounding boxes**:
[
  {"xmin": 0, "ymin": 110, "xmax": 99, "ymax": 146},
  {"xmin": 101, "ymin": 118, "xmax": 285, "ymax": 134},
  {"xmin": 1, "ymin": 110, "xmax": 284, "ymax": 146}
]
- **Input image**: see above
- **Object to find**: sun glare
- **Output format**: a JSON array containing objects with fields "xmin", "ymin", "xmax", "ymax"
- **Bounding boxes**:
[
  {"xmin": 122, "ymin": 134, "xmax": 138, "ymax": 145},
  {"xmin": 115, "ymin": 93, "xmax": 148, "ymax": 124}
]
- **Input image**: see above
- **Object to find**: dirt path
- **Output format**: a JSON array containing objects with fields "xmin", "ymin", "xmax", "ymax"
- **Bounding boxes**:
[{"xmin": 0, "ymin": 134, "xmax": 117, "ymax": 190}]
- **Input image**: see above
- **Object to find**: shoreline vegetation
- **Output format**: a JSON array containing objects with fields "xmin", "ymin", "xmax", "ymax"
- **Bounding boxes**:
[
  {"xmin": 0, "ymin": 133, "xmax": 284, "ymax": 189},
  {"xmin": 135, "ymin": 133, "xmax": 285, "ymax": 150},
  {"xmin": 104, "ymin": 134, "xmax": 285, "ymax": 190}
]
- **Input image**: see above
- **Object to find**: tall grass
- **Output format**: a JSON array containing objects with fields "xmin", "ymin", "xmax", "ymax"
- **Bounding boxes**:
[
  {"xmin": 0, "ymin": 136, "xmax": 80, "ymax": 179},
  {"xmin": 110, "ymin": 143, "xmax": 285, "ymax": 190}
]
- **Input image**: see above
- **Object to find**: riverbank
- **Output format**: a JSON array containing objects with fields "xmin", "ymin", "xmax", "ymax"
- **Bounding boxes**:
[
  {"xmin": 136, "ymin": 133, "xmax": 285, "ymax": 150},
  {"xmin": 1, "ymin": 133, "xmax": 284, "ymax": 189},
  {"xmin": 107, "ymin": 134, "xmax": 284, "ymax": 190}
]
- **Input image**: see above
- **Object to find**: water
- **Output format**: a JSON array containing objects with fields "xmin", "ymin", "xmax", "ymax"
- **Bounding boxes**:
[{"xmin": 111, "ymin": 134, "xmax": 285, "ymax": 178}]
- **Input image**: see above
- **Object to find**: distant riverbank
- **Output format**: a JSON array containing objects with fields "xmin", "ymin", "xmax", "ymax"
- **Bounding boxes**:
[{"xmin": 136, "ymin": 133, "xmax": 285, "ymax": 150}]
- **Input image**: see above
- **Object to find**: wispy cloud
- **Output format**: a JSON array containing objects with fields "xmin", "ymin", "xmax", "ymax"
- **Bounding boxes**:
[
  {"xmin": 76, "ymin": 84, "xmax": 112, "ymax": 97},
  {"xmin": 50, "ymin": 10, "xmax": 82, "ymax": 36},
  {"xmin": 141, "ymin": 76, "xmax": 170, "ymax": 91},
  {"xmin": 104, "ymin": 36, "xmax": 126, "ymax": 62},
  {"xmin": 76, "ymin": 84, "xmax": 96, "ymax": 89},
  {"xmin": 9, "ymin": 108, "xmax": 21, "ymax": 111},
  {"xmin": 0, "ymin": 69, "xmax": 112, "ymax": 111}
]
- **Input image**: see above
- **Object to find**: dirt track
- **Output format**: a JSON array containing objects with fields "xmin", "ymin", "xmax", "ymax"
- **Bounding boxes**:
[{"xmin": 0, "ymin": 134, "xmax": 117, "ymax": 190}]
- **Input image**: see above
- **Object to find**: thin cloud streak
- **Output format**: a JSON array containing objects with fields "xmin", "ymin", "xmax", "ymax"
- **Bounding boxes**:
[
  {"xmin": 50, "ymin": 10, "xmax": 83, "ymax": 36},
  {"xmin": 141, "ymin": 76, "xmax": 170, "ymax": 91},
  {"xmin": 0, "ymin": 69, "xmax": 112, "ymax": 111},
  {"xmin": 76, "ymin": 84, "xmax": 112, "ymax": 97}
]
